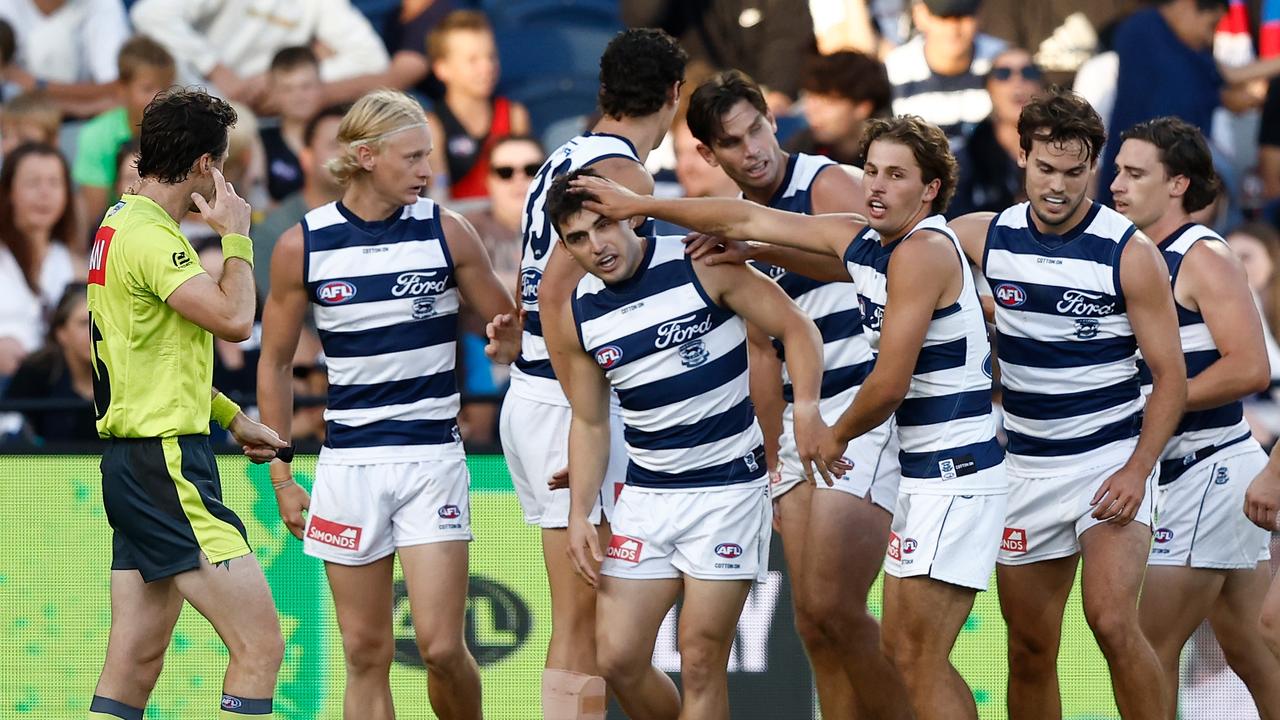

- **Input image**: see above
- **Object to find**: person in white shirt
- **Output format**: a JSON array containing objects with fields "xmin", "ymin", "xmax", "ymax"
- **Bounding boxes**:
[{"xmin": 130, "ymin": 0, "xmax": 389, "ymax": 110}]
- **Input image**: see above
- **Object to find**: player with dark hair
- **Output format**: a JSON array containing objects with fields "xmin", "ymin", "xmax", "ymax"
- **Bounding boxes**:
[
  {"xmin": 86, "ymin": 87, "xmax": 288, "ymax": 720},
  {"xmin": 573, "ymin": 114, "xmax": 1008, "ymax": 720},
  {"xmin": 949, "ymin": 88, "xmax": 1186, "ymax": 720},
  {"xmin": 500, "ymin": 27, "xmax": 687, "ymax": 719},
  {"xmin": 1111, "ymin": 116, "xmax": 1280, "ymax": 717},
  {"xmin": 548, "ymin": 167, "xmax": 834, "ymax": 720},
  {"xmin": 683, "ymin": 69, "xmax": 910, "ymax": 720}
]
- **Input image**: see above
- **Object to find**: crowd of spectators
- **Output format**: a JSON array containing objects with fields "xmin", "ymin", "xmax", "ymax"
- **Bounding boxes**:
[{"xmin": 3, "ymin": 0, "xmax": 1280, "ymax": 454}]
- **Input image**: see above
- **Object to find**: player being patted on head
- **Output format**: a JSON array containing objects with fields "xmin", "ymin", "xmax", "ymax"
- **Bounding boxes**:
[{"xmin": 543, "ymin": 166, "xmax": 845, "ymax": 720}]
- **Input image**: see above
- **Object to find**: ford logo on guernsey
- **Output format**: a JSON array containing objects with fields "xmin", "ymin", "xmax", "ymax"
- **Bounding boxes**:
[
  {"xmin": 520, "ymin": 268, "xmax": 542, "ymax": 305},
  {"xmin": 715, "ymin": 543, "xmax": 744, "ymax": 559},
  {"xmin": 994, "ymin": 283, "xmax": 1026, "ymax": 308},
  {"xmin": 317, "ymin": 280, "xmax": 357, "ymax": 305},
  {"xmin": 438, "ymin": 504, "xmax": 461, "ymax": 519},
  {"xmin": 595, "ymin": 345, "xmax": 623, "ymax": 369},
  {"xmin": 656, "ymin": 313, "xmax": 714, "ymax": 349}
]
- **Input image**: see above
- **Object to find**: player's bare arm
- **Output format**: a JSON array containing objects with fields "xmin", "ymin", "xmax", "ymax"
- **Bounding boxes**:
[
  {"xmin": 573, "ymin": 173, "xmax": 865, "ymax": 260},
  {"xmin": 441, "ymin": 209, "xmax": 521, "ymax": 363},
  {"xmin": 833, "ymin": 235, "xmax": 952, "ymax": 444},
  {"xmin": 541, "ymin": 158, "xmax": 654, "ymax": 400},
  {"xmin": 695, "ymin": 259, "xmax": 839, "ymax": 485},
  {"xmin": 255, "ymin": 224, "xmax": 312, "ymax": 539},
  {"xmin": 746, "ymin": 323, "xmax": 786, "ymax": 478},
  {"xmin": 1177, "ymin": 240, "xmax": 1271, "ymax": 410},
  {"xmin": 547, "ymin": 302, "xmax": 614, "ymax": 588},
  {"xmin": 1092, "ymin": 232, "xmax": 1187, "ymax": 524},
  {"xmin": 947, "ymin": 211, "xmax": 997, "ymax": 271},
  {"xmin": 1246, "ymin": 443, "xmax": 1280, "ymax": 531},
  {"xmin": 166, "ymin": 168, "xmax": 256, "ymax": 341}
]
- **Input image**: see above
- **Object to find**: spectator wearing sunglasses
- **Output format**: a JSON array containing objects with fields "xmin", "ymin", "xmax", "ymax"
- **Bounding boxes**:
[
  {"xmin": 457, "ymin": 135, "xmax": 545, "ymax": 444},
  {"xmin": 949, "ymin": 47, "xmax": 1044, "ymax": 216}
]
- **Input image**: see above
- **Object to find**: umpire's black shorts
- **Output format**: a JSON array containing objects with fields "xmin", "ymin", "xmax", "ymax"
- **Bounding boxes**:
[{"xmin": 101, "ymin": 434, "xmax": 251, "ymax": 582}]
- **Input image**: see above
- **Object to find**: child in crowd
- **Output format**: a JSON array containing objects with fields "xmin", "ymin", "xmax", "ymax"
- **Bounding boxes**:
[
  {"xmin": 425, "ymin": 10, "xmax": 531, "ymax": 200},
  {"xmin": 259, "ymin": 46, "xmax": 323, "ymax": 204}
]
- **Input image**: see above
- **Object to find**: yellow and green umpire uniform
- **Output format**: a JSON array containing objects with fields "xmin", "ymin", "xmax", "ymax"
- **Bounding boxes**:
[{"xmin": 87, "ymin": 194, "xmax": 252, "ymax": 581}]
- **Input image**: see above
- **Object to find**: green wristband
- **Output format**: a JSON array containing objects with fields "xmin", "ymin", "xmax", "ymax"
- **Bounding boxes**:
[
  {"xmin": 221, "ymin": 233, "xmax": 254, "ymax": 268},
  {"xmin": 211, "ymin": 392, "xmax": 242, "ymax": 429}
]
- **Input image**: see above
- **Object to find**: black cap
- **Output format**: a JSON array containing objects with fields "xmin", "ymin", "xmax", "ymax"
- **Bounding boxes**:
[{"xmin": 923, "ymin": 0, "xmax": 982, "ymax": 17}]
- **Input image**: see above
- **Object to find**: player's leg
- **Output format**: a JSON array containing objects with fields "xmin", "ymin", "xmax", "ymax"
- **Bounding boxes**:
[
  {"xmin": 540, "ymin": 523, "xmax": 611, "ymax": 719},
  {"xmin": 799, "ymin": 489, "xmax": 910, "ymax": 720},
  {"xmin": 401, "ymin": 540, "xmax": 482, "ymax": 720},
  {"xmin": 90, "ymin": 569, "xmax": 183, "ymax": 717},
  {"xmin": 172, "ymin": 554, "xmax": 285, "ymax": 714},
  {"xmin": 676, "ymin": 576, "xmax": 753, "ymax": 720},
  {"xmin": 997, "ymin": 557, "xmax": 1078, "ymax": 720},
  {"xmin": 1078, "ymin": 521, "xmax": 1166, "ymax": 720},
  {"xmin": 594, "ymin": 575, "xmax": 682, "ymax": 720},
  {"xmin": 881, "ymin": 574, "xmax": 979, "ymax": 720},
  {"xmin": 325, "ymin": 557, "xmax": 395, "ymax": 718},
  {"xmin": 1207, "ymin": 565, "xmax": 1280, "ymax": 718},
  {"xmin": 772, "ymin": 480, "xmax": 857, "ymax": 717},
  {"xmin": 1137, "ymin": 566, "xmax": 1224, "ymax": 718}
]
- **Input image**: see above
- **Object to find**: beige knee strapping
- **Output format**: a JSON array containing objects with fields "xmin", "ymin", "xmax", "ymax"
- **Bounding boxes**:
[{"xmin": 542, "ymin": 668, "xmax": 607, "ymax": 720}]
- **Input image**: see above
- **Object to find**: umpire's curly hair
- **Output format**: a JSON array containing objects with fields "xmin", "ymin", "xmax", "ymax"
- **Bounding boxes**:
[
  {"xmin": 137, "ymin": 88, "xmax": 237, "ymax": 184},
  {"xmin": 598, "ymin": 28, "xmax": 687, "ymax": 119}
]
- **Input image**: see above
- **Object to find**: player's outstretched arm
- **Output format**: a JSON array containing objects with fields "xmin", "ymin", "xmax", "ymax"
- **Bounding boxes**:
[
  {"xmin": 947, "ymin": 212, "xmax": 997, "ymax": 271},
  {"xmin": 547, "ymin": 302, "xmax": 613, "ymax": 587},
  {"xmin": 442, "ymin": 210, "xmax": 521, "ymax": 363},
  {"xmin": 256, "ymin": 224, "xmax": 312, "ymax": 539},
  {"xmin": 167, "ymin": 168, "xmax": 257, "ymax": 341},
  {"xmin": 697, "ymin": 260, "xmax": 841, "ymax": 485},
  {"xmin": 1179, "ymin": 240, "xmax": 1271, "ymax": 410},
  {"xmin": 832, "ymin": 235, "xmax": 949, "ymax": 443},
  {"xmin": 572, "ymin": 173, "xmax": 864, "ymax": 259},
  {"xmin": 1093, "ymin": 233, "xmax": 1187, "ymax": 524}
]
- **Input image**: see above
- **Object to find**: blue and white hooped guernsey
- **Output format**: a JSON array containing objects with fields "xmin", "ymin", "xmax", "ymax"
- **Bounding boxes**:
[
  {"xmin": 1138, "ymin": 223, "xmax": 1255, "ymax": 483},
  {"xmin": 844, "ymin": 215, "xmax": 1004, "ymax": 494},
  {"xmin": 572, "ymin": 235, "xmax": 766, "ymax": 490},
  {"xmin": 303, "ymin": 198, "xmax": 463, "ymax": 464},
  {"xmin": 512, "ymin": 132, "xmax": 644, "ymax": 406},
  {"xmin": 749, "ymin": 153, "xmax": 876, "ymax": 414},
  {"xmin": 984, "ymin": 201, "xmax": 1143, "ymax": 473}
]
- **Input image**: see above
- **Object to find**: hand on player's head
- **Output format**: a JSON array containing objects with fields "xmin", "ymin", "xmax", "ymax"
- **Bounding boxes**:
[{"xmin": 569, "ymin": 174, "xmax": 640, "ymax": 220}]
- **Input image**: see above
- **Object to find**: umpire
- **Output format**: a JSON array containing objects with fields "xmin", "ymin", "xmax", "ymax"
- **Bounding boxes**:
[{"xmin": 86, "ymin": 88, "xmax": 287, "ymax": 720}]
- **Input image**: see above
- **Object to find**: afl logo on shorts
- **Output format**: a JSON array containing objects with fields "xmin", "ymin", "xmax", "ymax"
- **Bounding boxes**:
[
  {"xmin": 715, "ymin": 543, "xmax": 743, "ymax": 559},
  {"xmin": 318, "ymin": 280, "xmax": 357, "ymax": 305},
  {"xmin": 994, "ymin": 283, "xmax": 1026, "ymax": 308},
  {"xmin": 595, "ymin": 345, "xmax": 623, "ymax": 369},
  {"xmin": 901, "ymin": 538, "xmax": 918, "ymax": 555},
  {"xmin": 438, "ymin": 504, "xmax": 461, "ymax": 519},
  {"xmin": 1154, "ymin": 528, "xmax": 1174, "ymax": 544}
]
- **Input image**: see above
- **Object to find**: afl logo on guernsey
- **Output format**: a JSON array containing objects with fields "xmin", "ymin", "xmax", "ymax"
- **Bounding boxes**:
[
  {"xmin": 595, "ymin": 345, "xmax": 623, "ymax": 369},
  {"xmin": 520, "ymin": 268, "xmax": 542, "ymax": 305},
  {"xmin": 715, "ymin": 543, "xmax": 743, "ymax": 558},
  {"xmin": 318, "ymin": 280, "xmax": 357, "ymax": 305},
  {"xmin": 994, "ymin": 283, "xmax": 1026, "ymax": 308}
]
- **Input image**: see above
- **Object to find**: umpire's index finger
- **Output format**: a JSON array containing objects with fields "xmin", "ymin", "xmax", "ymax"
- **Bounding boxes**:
[{"xmin": 211, "ymin": 166, "xmax": 228, "ymax": 196}]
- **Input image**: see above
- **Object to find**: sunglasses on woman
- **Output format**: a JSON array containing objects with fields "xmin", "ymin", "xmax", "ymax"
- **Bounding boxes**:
[
  {"xmin": 990, "ymin": 65, "xmax": 1043, "ymax": 82},
  {"xmin": 492, "ymin": 163, "xmax": 542, "ymax": 180}
]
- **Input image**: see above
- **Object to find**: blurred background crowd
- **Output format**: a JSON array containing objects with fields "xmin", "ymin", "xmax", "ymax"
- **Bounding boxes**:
[{"xmin": 3, "ymin": 0, "xmax": 1280, "ymax": 458}]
